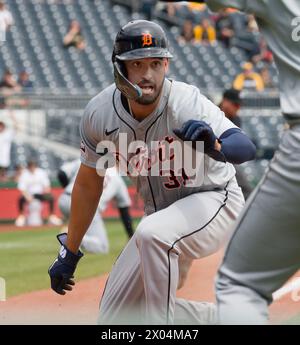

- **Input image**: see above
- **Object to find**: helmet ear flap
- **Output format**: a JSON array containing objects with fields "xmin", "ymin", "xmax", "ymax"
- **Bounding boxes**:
[
  {"xmin": 113, "ymin": 61, "xmax": 142, "ymax": 101},
  {"xmin": 118, "ymin": 59, "xmax": 128, "ymax": 78}
]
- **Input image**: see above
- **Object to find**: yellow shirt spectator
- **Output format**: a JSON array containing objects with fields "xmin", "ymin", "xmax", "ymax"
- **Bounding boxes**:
[
  {"xmin": 233, "ymin": 62, "xmax": 265, "ymax": 91},
  {"xmin": 194, "ymin": 19, "xmax": 216, "ymax": 44},
  {"xmin": 188, "ymin": 3, "xmax": 207, "ymax": 11}
]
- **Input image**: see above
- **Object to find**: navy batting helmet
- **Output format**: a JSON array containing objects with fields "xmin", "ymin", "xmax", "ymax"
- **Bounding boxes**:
[{"xmin": 112, "ymin": 20, "xmax": 173, "ymax": 100}]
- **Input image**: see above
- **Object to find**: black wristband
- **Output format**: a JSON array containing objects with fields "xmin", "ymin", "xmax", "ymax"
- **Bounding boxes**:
[
  {"xmin": 56, "ymin": 233, "xmax": 84, "ymax": 267},
  {"xmin": 58, "ymin": 244, "xmax": 83, "ymax": 267}
]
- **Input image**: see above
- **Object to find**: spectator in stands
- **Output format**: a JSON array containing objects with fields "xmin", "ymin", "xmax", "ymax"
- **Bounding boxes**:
[
  {"xmin": 233, "ymin": 62, "xmax": 264, "ymax": 92},
  {"xmin": 165, "ymin": 2, "xmax": 176, "ymax": 17},
  {"xmin": 140, "ymin": 0, "xmax": 158, "ymax": 21},
  {"xmin": 0, "ymin": 1, "xmax": 13, "ymax": 38},
  {"xmin": 0, "ymin": 69, "xmax": 21, "ymax": 108},
  {"xmin": 0, "ymin": 114, "xmax": 16, "ymax": 182},
  {"xmin": 219, "ymin": 89, "xmax": 253, "ymax": 199},
  {"xmin": 16, "ymin": 71, "xmax": 33, "ymax": 107},
  {"xmin": 260, "ymin": 66, "xmax": 275, "ymax": 89},
  {"xmin": 246, "ymin": 14, "xmax": 259, "ymax": 33},
  {"xmin": 234, "ymin": 15, "xmax": 260, "ymax": 61},
  {"xmin": 194, "ymin": 18, "xmax": 216, "ymax": 45},
  {"xmin": 0, "ymin": 70, "xmax": 31, "ymax": 108},
  {"xmin": 129, "ymin": 0, "xmax": 140, "ymax": 14},
  {"xmin": 215, "ymin": 9, "xmax": 235, "ymax": 48},
  {"xmin": 252, "ymin": 38, "xmax": 273, "ymax": 65},
  {"xmin": 12, "ymin": 164, "xmax": 24, "ymax": 183},
  {"xmin": 219, "ymin": 88, "xmax": 242, "ymax": 127},
  {"xmin": 155, "ymin": 2, "xmax": 178, "ymax": 24},
  {"xmin": 18, "ymin": 71, "xmax": 33, "ymax": 90},
  {"xmin": 0, "ymin": 70, "xmax": 20, "ymax": 91},
  {"xmin": 157, "ymin": 2, "xmax": 196, "ymax": 23},
  {"xmin": 178, "ymin": 19, "xmax": 195, "ymax": 44},
  {"xmin": 187, "ymin": 2, "xmax": 207, "ymax": 13},
  {"xmin": 63, "ymin": 20, "xmax": 85, "ymax": 51},
  {"xmin": 15, "ymin": 160, "xmax": 62, "ymax": 227}
]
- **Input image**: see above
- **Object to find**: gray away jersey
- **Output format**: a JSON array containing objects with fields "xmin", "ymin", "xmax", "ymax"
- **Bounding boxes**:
[
  {"xmin": 207, "ymin": 0, "xmax": 300, "ymax": 121},
  {"xmin": 80, "ymin": 79, "xmax": 237, "ymax": 215}
]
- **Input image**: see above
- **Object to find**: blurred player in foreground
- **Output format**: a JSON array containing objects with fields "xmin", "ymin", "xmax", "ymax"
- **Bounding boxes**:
[{"xmin": 162, "ymin": 0, "xmax": 300, "ymax": 324}]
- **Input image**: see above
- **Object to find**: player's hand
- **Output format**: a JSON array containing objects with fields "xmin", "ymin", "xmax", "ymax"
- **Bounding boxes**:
[
  {"xmin": 173, "ymin": 120, "xmax": 217, "ymax": 151},
  {"xmin": 173, "ymin": 120, "xmax": 226, "ymax": 162},
  {"xmin": 48, "ymin": 233, "xmax": 83, "ymax": 295}
]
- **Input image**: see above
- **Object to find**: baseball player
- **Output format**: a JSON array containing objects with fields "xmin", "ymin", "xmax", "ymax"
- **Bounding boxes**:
[
  {"xmin": 15, "ymin": 160, "xmax": 62, "ymax": 227},
  {"xmin": 48, "ymin": 20, "xmax": 256, "ymax": 324},
  {"xmin": 162, "ymin": 0, "xmax": 300, "ymax": 324},
  {"xmin": 97, "ymin": 166, "xmax": 135, "ymax": 239},
  {"xmin": 57, "ymin": 159, "xmax": 133, "ymax": 253}
]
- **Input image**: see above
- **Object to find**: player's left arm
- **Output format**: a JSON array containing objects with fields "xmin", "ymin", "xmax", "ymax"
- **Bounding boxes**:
[
  {"xmin": 173, "ymin": 87, "xmax": 256, "ymax": 164},
  {"xmin": 174, "ymin": 120, "xmax": 256, "ymax": 164},
  {"xmin": 218, "ymin": 126, "xmax": 257, "ymax": 164}
]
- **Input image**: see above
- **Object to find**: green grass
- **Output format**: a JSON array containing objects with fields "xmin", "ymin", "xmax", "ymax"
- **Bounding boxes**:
[
  {"xmin": 283, "ymin": 313, "xmax": 300, "ymax": 325},
  {"xmin": 0, "ymin": 220, "xmax": 138, "ymax": 297}
]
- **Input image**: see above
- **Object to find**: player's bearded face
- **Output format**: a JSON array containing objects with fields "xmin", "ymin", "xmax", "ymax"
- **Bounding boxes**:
[{"xmin": 125, "ymin": 58, "xmax": 169, "ymax": 105}]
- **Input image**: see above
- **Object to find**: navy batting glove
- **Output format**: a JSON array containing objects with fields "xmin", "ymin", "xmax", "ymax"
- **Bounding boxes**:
[
  {"xmin": 48, "ymin": 233, "xmax": 83, "ymax": 295},
  {"xmin": 173, "ymin": 120, "xmax": 226, "ymax": 162}
]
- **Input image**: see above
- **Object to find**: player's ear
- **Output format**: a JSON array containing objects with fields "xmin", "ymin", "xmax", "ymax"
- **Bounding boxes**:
[{"xmin": 164, "ymin": 58, "xmax": 169, "ymax": 73}]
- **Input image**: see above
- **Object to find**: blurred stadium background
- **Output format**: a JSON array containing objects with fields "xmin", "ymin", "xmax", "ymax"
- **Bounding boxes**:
[{"xmin": 0, "ymin": 0, "xmax": 284, "ymax": 222}]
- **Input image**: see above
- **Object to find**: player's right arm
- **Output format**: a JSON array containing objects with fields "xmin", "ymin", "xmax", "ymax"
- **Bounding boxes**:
[
  {"xmin": 49, "ymin": 95, "xmax": 107, "ymax": 295},
  {"xmin": 48, "ymin": 163, "xmax": 104, "ymax": 295}
]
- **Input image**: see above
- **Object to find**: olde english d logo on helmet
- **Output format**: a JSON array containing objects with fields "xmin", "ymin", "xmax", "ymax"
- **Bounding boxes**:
[{"xmin": 142, "ymin": 33, "xmax": 153, "ymax": 47}]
